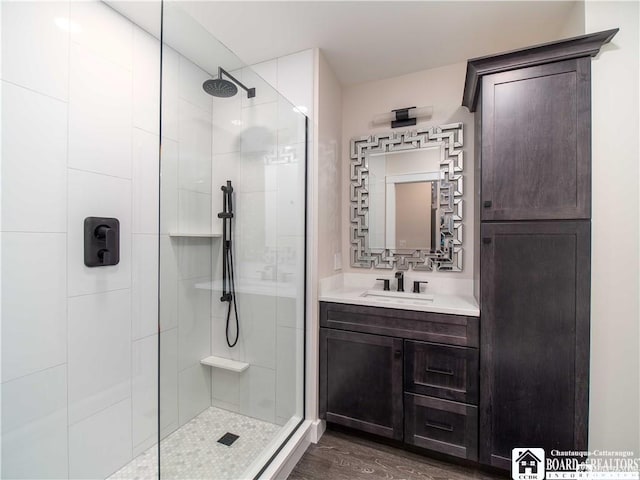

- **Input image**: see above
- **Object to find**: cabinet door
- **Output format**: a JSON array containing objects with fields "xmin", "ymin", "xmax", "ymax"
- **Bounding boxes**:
[
  {"xmin": 479, "ymin": 221, "xmax": 590, "ymax": 469},
  {"xmin": 320, "ymin": 328, "xmax": 403, "ymax": 440},
  {"xmin": 481, "ymin": 58, "xmax": 591, "ymax": 221}
]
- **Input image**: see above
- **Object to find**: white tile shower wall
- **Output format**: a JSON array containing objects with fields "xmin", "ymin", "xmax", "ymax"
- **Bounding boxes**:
[
  {"xmin": 178, "ymin": 363, "xmax": 212, "ymax": 426},
  {"xmin": 209, "ymin": 50, "xmax": 312, "ymax": 425},
  {"xmin": 69, "ymin": 1, "xmax": 133, "ymax": 70},
  {"xmin": 1, "ymin": 233, "xmax": 67, "ymax": 383},
  {"xmin": 160, "ymin": 137, "xmax": 179, "ymax": 235},
  {"xmin": 0, "ymin": 1, "xmax": 70, "ymax": 101},
  {"xmin": 1, "ymin": 81, "xmax": 68, "ymax": 233},
  {"xmin": 132, "ymin": 334, "xmax": 158, "ymax": 454},
  {"xmin": 0, "ymin": 1, "xmax": 171, "ymax": 477},
  {"xmin": 160, "ymin": 235, "xmax": 179, "ymax": 331},
  {"xmin": 68, "ymin": 289, "xmax": 132, "ymax": 425},
  {"xmin": 133, "ymin": 128, "xmax": 160, "ymax": 235},
  {"xmin": 178, "ymin": 98, "xmax": 212, "ymax": 195},
  {"xmin": 132, "ymin": 234, "xmax": 159, "ymax": 340},
  {"xmin": 68, "ymin": 398, "xmax": 132, "ymax": 480},
  {"xmin": 161, "ymin": 47, "xmax": 180, "ymax": 142},
  {"xmin": 177, "ymin": 277, "xmax": 211, "ymax": 372},
  {"xmin": 68, "ymin": 41, "xmax": 133, "ymax": 179},
  {"xmin": 133, "ymin": 28, "xmax": 160, "ymax": 135},
  {"xmin": 160, "ymin": 328, "xmax": 179, "ymax": 437},
  {"xmin": 1, "ymin": 365, "xmax": 68, "ymax": 479},
  {"xmin": 177, "ymin": 189, "xmax": 212, "ymax": 234}
]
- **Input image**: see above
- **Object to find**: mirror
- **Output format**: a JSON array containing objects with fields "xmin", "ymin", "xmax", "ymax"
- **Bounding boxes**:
[
  {"xmin": 368, "ymin": 147, "xmax": 441, "ymax": 251},
  {"xmin": 350, "ymin": 123, "xmax": 464, "ymax": 271}
]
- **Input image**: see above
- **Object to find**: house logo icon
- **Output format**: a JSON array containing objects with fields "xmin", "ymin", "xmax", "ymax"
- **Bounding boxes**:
[{"xmin": 512, "ymin": 448, "xmax": 545, "ymax": 480}]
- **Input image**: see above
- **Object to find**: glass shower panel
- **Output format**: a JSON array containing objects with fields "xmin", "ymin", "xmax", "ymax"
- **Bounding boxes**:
[{"xmin": 158, "ymin": 3, "xmax": 306, "ymax": 479}]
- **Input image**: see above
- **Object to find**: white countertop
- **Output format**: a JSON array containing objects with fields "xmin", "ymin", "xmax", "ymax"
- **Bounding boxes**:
[{"xmin": 319, "ymin": 286, "xmax": 479, "ymax": 317}]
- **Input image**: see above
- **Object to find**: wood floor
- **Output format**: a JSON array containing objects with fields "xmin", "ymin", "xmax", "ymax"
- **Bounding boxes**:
[{"xmin": 288, "ymin": 430, "xmax": 507, "ymax": 480}]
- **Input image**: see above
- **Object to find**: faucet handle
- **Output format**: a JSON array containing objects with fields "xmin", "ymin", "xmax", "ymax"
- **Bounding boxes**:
[
  {"xmin": 376, "ymin": 278, "xmax": 391, "ymax": 291},
  {"xmin": 413, "ymin": 280, "xmax": 429, "ymax": 293}
]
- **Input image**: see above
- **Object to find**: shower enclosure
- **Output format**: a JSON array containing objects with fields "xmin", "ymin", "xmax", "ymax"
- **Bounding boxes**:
[{"xmin": 0, "ymin": 1, "xmax": 306, "ymax": 478}]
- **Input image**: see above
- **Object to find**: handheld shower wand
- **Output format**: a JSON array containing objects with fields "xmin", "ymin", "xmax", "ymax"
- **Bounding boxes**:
[{"xmin": 218, "ymin": 180, "xmax": 239, "ymax": 347}]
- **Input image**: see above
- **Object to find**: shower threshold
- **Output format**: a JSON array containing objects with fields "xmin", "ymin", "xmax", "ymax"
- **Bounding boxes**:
[{"xmin": 108, "ymin": 407, "xmax": 280, "ymax": 480}]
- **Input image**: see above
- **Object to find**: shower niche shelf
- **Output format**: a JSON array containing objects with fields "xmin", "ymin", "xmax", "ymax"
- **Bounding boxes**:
[
  {"xmin": 200, "ymin": 355, "xmax": 249, "ymax": 373},
  {"xmin": 168, "ymin": 232, "xmax": 222, "ymax": 238}
]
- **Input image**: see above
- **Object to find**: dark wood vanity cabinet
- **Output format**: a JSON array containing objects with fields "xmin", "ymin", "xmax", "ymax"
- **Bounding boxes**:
[
  {"xmin": 479, "ymin": 221, "xmax": 591, "ymax": 468},
  {"xmin": 463, "ymin": 29, "xmax": 617, "ymax": 471},
  {"xmin": 319, "ymin": 301, "xmax": 480, "ymax": 461}
]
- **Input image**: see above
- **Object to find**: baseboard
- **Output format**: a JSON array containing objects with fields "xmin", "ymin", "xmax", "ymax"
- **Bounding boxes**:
[{"xmin": 309, "ymin": 419, "xmax": 326, "ymax": 444}]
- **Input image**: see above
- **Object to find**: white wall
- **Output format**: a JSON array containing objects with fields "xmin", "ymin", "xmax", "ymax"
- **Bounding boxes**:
[
  {"xmin": 0, "ymin": 1, "xmax": 161, "ymax": 477},
  {"xmin": 585, "ymin": 1, "xmax": 640, "ymax": 453},
  {"xmin": 302, "ymin": 49, "xmax": 344, "ymax": 428},
  {"xmin": 341, "ymin": 62, "xmax": 475, "ymax": 290},
  {"xmin": 317, "ymin": 51, "xmax": 343, "ymax": 280},
  {"xmin": 559, "ymin": 0, "xmax": 586, "ymax": 38}
]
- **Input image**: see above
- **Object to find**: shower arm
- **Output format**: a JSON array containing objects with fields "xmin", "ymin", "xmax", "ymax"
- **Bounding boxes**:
[{"xmin": 219, "ymin": 67, "xmax": 256, "ymax": 98}]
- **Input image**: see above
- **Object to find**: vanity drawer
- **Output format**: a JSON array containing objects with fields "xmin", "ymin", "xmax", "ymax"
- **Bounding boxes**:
[
  {"xmin": 319, "ymin": 302, "xmax": 479, "ymax": 348},
  {"xmin": 405, "ymin": 393, "xmax": 478, "ymax": 461},
  {"xmin": 405, "ymin": 340, "xmax": 478, "ymax": 404}
]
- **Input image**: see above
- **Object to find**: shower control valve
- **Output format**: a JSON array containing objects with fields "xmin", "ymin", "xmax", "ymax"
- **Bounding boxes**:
[{"xmin": 84, "ymin": 217, "xmax": 119, "ymax": 267}]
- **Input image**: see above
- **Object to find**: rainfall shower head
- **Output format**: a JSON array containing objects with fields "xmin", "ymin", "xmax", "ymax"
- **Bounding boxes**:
[
  {"xmin": 202, "ymin": 67, "xmax": 255, "ymax": 99},
  {"xmin": 203, "ymin": 78, "xmax": 237, "ymax": 98}
]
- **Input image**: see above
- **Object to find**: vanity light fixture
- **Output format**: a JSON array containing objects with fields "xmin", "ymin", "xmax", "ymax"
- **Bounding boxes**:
[{"xmin": 372, "ymin": 106, "xmax": 433, "ymax": 129}]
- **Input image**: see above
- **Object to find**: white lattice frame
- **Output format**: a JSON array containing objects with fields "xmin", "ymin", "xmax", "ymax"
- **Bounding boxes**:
[{"xmin": 350, "ymin": 123, "xmax": 463, "ymax": 271}]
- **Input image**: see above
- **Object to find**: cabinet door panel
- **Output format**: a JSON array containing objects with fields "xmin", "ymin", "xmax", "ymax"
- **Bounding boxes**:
[
  {"xmin": 320, "ymin": 328, "xmax": 403, "ymax": 440},
  {"xmin": 479, "ymin": 221, "xmax": 590, "ymax": 468},
  {"xmin": 481, "ymin": 58, "xmax": 591, "ymax": 220}
]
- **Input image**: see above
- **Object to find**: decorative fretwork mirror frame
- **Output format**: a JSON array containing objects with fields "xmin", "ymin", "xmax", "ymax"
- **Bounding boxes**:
[{"xmin": 350, "ymin": 123, "xmax": 464, "ymax": 271}]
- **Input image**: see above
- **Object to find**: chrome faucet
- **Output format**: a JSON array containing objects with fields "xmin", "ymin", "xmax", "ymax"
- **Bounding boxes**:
[{"xmin": 395, "ymin": 271, "xmax": 404, "ymax": 292}]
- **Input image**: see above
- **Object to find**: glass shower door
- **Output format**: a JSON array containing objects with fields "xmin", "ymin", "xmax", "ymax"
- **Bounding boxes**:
[{"xmin": 158, "ymin": 3, "xmax": 306, "ymax": 478}]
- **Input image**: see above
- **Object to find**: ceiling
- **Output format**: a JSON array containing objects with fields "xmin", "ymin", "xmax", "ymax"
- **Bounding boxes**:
[{"xmin": 178, "ymin": 1, "xmax": 582, "ymax": 85}]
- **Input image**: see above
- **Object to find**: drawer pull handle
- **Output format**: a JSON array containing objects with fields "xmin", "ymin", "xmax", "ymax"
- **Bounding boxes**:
[
  {"xmin": 425, "ymin": 420, "xmax": 454, "ymax": 432},
  {"xmin": 426, "ymin": 366, "xmax": 454, "ymax": 376}
]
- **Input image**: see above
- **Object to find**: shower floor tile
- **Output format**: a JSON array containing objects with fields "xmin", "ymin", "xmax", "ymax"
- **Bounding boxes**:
[{"xmin": 108, "ymin": 407, "xmax": 281, "ymax": 480}]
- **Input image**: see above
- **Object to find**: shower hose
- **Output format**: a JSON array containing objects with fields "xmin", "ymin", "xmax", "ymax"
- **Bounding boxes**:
[{"xmin": 223, "ymin": 239, "xmax": 239, "ymax": 348}]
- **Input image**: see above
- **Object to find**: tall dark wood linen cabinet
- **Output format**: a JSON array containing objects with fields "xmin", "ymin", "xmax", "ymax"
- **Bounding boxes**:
[{"xmin": 462, "ymin": 29, "xmax": 618, "ymax": 470}]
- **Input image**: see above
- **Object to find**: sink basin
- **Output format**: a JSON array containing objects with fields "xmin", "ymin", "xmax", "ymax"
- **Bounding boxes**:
[{"xmin": 360, "ymin": 289, "xmax": 434, "ymax": 305}]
